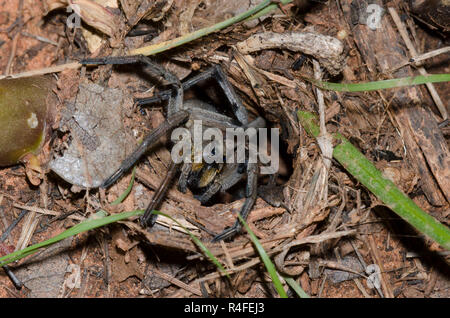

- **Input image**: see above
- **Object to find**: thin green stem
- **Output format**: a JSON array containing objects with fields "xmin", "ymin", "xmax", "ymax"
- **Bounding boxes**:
[
  {"xmin": 283, "ymin": 276, "xmax": 310, "ymax": 298},
  {"xmin": 298, "ymin": 111, "xmax": 450, "ymax": 250},
  {"xmin": 111, "ymin": 166, "xmax": 136, "ymax": 205},
  {"xmin": 238, "ymin": 214, "xmax": 288, "ymax": 298},
  {"xmin": 131, "ymin": 1, "xmax": 293, "ymax": 56},
  {"xmin": 0, "ymin": 210, "xmax": 144, "ymax": 267},
  {"xmin": 308, "ymin": 74, "xmax": 450, "ymax": 92}
]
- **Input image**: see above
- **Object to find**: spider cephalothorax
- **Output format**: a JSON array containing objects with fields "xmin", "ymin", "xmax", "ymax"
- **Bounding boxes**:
[{"xmin": 82, "ymin": 55, "xmax": 272, "ymax": 241}]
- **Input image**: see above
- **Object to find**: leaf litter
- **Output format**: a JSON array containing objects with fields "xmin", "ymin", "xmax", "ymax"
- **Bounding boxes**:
[{"xmin": 0, "ymin": 0, "xmax": 448, "ymax": 299}]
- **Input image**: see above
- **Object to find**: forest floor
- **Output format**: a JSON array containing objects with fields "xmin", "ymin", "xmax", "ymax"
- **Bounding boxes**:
[{"xmin": 0, "ymin": 0, "xmax": 448, "ymax": 298}]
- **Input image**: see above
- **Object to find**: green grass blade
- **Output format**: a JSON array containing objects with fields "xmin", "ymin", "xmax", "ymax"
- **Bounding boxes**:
[
  {"xmin": 151, "ymin": 210, "xmax": 229, "ymax": 278},
  {"xmin": 283, "ymin": 276, "xmax": 310, "ymax": 298},
  {"xmin": 237, "ymin": 214, "xmax": 288, "ymax": 298},
  {"xmin": 111, "ymin": 166, "xmax": 136, "ymax": 205},
  {"xmin": 245, "ymin": 1, "xmax": 290, "ymax": 21},
  {"xmin": 0, "ymin": 209, "xmax": 144, "ymax": 267},
  {"xmin": 110, "ymin": 174, "xmax": 230, "ymax": 278},
  {"xmin": 298, "ymin": 111, "xmax": 450, "ymax": 250},
  {"xmin": 308, "ymin": 74, "xmax": 450, "ymax": 92},
  {"xmin": 0, "ymin": 171, "xmax": 140, "ymax": 267},
  {"xmin": 131, "ymin": 0, "xmax": 293, "ymax": 56}
]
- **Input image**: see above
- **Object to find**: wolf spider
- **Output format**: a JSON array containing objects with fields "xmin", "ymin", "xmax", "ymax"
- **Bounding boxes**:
[{"xmin": 81, "ymin": 55, "xmax": 272, "ymax": 242}]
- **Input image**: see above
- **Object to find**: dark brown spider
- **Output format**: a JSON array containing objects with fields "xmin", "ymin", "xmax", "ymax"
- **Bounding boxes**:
[{"xmin": 81, "ymin": 55, "xmax": 279, "ymax": 241}]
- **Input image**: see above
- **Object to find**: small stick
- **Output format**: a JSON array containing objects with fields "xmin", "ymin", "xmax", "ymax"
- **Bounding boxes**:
[
  {"xmin": 0, "ymin": 210, "xmax": 28, "ymax": 290},
  {"xmin": 21, "ymin": 31, "xmax": 58, "ymax": 46},
  {"xmin": 151, "ymin": 266, "xmax": 202, "ymax": 296},
  {"xmin": 102, "ymin": 235, "xmax": 110, "ymax": 288},
  {"xmin": 5, "ymin": 31, "xmax": 20, "ymax": 75},
  {"xmin": 0, "ymin": 62, "xmax": 81, "ymax": 80},
  {"xmin": 390, "ymin": 47, "xmax": 450, "ymax": 71},
  {"xmin": 317, "ymin": 272, "xmax": 327, "ymax": 298},
  {"xmin": 185, "ymin": 217, "xmax": 217, "ymax": 237},
  {"xmin": 0, "ymin": 210, "xmax": 28, "ymax": 243},
  {"xmin": 368, "ymin": 235, "xmax": 393, "ymax": 298},
  {"xmin": 13, "ymin": 203, "xmax": 85, "ymax": 221},
  {"xmin": 353, "ymin": 278, "xmax": 371, "ymax": 298},
  {"xmin": 4, "ymin": 0, "xmax": 24, "ymax": 75},
  {"xmin": 220, "ymin": 240, "xmax": 235, "ymax": 271},
  {"xmin": 424, "ymin": 267, "xmax": 438, "ymax": 296},
  {"xmin": 408, "ymin": 47, "xmax": 450, "ymax": 65},
  {"xmin": 388, "ymin": 7, "xmax": 447, "ymax": 120},
  {"xmin": 0, "ymin": 199, "xmax": 9, "ymax": 233}
]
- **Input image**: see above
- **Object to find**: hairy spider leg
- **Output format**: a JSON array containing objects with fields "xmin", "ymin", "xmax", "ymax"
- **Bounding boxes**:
[
  {"xmin": 81, "ymin": 56, "xmax": 263, "ymax": 241},
  {"xmin": 136, "ymin": 64, "xmax": 265, "ymax": 241},
  {"xmin": 141, "ymin": 160, "xmax": 180, "ymax": 226},
  {"xmin": 211, "ymin": 163, "xmax": 258, "ymax": 242},
  {"xmin": 196, "ymin": 116, "xmax": 265, "ymax": 204},
  {"xmin": 81, "ymin": 55, "xmax": 187, "ymax": 228},
  {"xmin": 136, "ymin": 65, "xmax": 249, "ymax": 125},
  {"xmin": 81, "ymin": 55, "xmax": 183, "ymax": 116},
  {"xmin": 136, "ymin": 65, "xmax": 253, "ymax": 205},
  {"xmin": 207, "ymin": 117, "xmax": 265, "ymax": 241},
  {"xmin": 100, "ymin": 111, "xmax": 188, "ymax": 188}
]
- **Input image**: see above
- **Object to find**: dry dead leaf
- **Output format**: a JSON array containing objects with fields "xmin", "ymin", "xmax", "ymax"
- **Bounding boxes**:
[
  {"xmin": 43, "ymin": 0, "xmax": 120, "ymax": 39},
  {"xmin": 120, "ymin": 0, "xmax": 173, "ymax": 26},
  {"xmin": 49, "ymin": 82, "xmax": 135, "ymax": 188}
]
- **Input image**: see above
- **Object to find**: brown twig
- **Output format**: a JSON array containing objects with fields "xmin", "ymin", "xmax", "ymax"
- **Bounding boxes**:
[
  {"xmin": 0, "ymin": 209, "xmax": 27, "ymax": 290},
  {"xmin": 367, "ymin": 235, "xmax": 394, "ymax": 298},
  {"xmin": 0, "ymin": 62, "xmax": 81, "ymax": 80},
  {"xmin": 151, "ymin": 267, "xmax": 202, "ymax": 296},
  {"xmin": 424, "ymin": 267, "xmax": 438, "ymax": 297},
  {"xmin": 388, "ymin": 7, "xmax": 447, "ymax": 120},
  {"xmin": 4, "ymin": 0, "xmax": 24, "ymax": 75}
]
